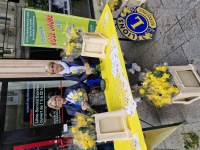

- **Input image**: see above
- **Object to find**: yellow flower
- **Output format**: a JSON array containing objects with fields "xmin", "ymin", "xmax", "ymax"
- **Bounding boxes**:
[
  {"xmin": 162, "ymin": 73, "xmax": 170, "ymax": 79},
  {"xmin": 161, "ymin": 66, "xmax": 167, "ymax": 72},
  {"xmin": 67, "ymin": 45, "xmax": 73, "ymax": 51},
  {"xmin": 150, "ymin": 74, "xmax": 156, "ymax": 80},
  {"xmin": 88, "ymin": 140, "xmax": 95, "ymax": 148},
  {"xmin": 156, "ymin": 66, "xmax": 162, "ymax": 71},
  {"xmin": 84, "ymin": 135, "xmax": 91, "ymax": 141},
  {"xmin": 66, "ymin": 50, "xmax": 71, "ymax": 55},
  {"xmin": 174, "ymin": 87, "xmax": 179, "ymax": 94},
  {"xmin": 143, "ymin": 84, "xmax": 148, "ymax": 89},
  {"xmin": 63, "ymin": 42, "xmax": 67, "ymax": 46},
  {"xmin": 162, "ymin": 82, "xmax": 169, "ymax": 87},
  {"xmin": 146, "ymin": 72, "xmax": 152, "ymax": 78},
  {"xmin": 71, "ymin": 127, "xmax": 78, "ymax": 133},
  {"xmin": 78, "ymin": 91, "xmax": 83, "ymax": 96},
  {"xmin": 82, "ymin": 141, "xmax": 89, "ymax": 149},
  {"xmin": 158, "ymin": 85, "xmax": 165, "ymax": 91},
  {"xmin": 82, "ymin": 121, "xmax": 88, "ymax": 126},
  {"xmin": 72, "ymin": 93, "xmax": 78, "ymax": 99},
  {"xmin": 73, "ymin": 33, "xmax": 79, "ymax": 38},
  {"xmin": 77, "ymin": 121, "xmax": 83, "ymax": 126},
  {"xmin": 87, "ymin": 118, "xmax": 93, "ymax": 122},
  {"xmin": 168, "ymin": 86, "xmax": 175, "ymax": 94},
  {"xmin": 77, "ymin": 115, "xmax": 84, "ymax": 120},
  {"xmin": 139, "ymin": 88, "xmax": 145, "ymax": 94},
  {"xmin": 72, "ymin": 70, "xmax": 77, "ymax": 74},
  {"xmin": 71, "ymin": 28, "xmax": 77, "ymax": 34},
  {"xmin": 144, "ymin": 79, "xmax": 151, "ymax": 83},
  {"xmin": 71, "ymin": 42, "xmax": 76, "ymax": 47}
]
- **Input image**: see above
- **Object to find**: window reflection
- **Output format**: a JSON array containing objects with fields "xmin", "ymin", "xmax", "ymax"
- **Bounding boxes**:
[{"xmin": 4, "ymin": 80, "xmax": 76, "ymax": 131}]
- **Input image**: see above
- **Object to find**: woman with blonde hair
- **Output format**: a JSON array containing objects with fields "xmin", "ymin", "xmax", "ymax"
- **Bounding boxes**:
[
  {"xmin": 47, "ymin": 82, "xmax": 89, "ymax": 115},
  {"xmin": 47, "ymin": 82, "xmax": 107, "ymax": 115},
  {"xmin": 44, "ymin": 56, "xmax": 100, "ymax": 82}
]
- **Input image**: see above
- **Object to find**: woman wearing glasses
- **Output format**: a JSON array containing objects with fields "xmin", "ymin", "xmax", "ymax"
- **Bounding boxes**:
[{"xmin": 44, "ymin": 56, "xmax": 100, "ymax": 82}]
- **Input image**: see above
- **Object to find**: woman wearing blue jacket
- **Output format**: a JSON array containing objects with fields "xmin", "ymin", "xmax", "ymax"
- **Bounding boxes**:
[
  {"xmin": 47, "ymin": 82, "xmax": 106, "ymax": 116},
  {"xmin": 44, "ymin": 56, "xmax": 100, "ymax": 82}
]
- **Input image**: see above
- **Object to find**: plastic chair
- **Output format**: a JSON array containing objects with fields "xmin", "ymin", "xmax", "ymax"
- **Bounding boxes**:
[
  {"xmin": 92, "ymin": 108, "xmax": 133, "ymax": 143},
  {"xmin": 168, "ymin": 64, "xmax": 200, "ymax": 104},
  {"xmin": 81, "ymin": 32, "xmax": 108, "ymax": 59}
]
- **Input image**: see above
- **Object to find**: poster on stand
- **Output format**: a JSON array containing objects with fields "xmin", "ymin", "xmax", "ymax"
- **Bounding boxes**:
[{"xmin": 21, "ymin": 8, "xmax": 97, "ymax": 49}]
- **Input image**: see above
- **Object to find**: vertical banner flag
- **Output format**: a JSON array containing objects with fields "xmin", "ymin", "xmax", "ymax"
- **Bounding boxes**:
[{"xmin": 21, "ymin": 8, "xmax": 97, "ymax": 48}]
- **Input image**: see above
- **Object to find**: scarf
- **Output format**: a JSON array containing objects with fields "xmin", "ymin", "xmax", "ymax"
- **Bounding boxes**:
[{"xmin": 58, "ymin": 61, "xmax": 85, "ymax": 75}]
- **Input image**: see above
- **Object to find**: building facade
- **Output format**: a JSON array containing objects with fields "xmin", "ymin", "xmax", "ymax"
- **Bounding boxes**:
[{"xmin": 0, "ymin": 0, "xmax": 95, "ymax": 149}]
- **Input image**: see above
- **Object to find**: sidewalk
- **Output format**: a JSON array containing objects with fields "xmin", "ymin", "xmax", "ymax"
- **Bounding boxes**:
[{"xmin": 92, "ymin": 0, "xmax": 200, "ymax": 149}]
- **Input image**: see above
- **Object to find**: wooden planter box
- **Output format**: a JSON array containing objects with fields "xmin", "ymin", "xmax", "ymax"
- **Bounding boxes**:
[{"xmin": 81, "ymin": 32, "xmax": 108, "ymax": 59}]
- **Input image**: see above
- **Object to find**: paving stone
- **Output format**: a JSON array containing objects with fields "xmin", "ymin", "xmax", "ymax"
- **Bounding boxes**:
[
  {"xmin": 180, "ymin": 100, "xmax": 200, "ymax": 123},
  {"xmin": 157, "ymin": 23, "xmax": 186, "ymax": 57},
  {"xmin": 136, "ymin": 40, "xmax": 155, "ymax": 56},
  {"xmin": 183, "ymin": 121, "xmax": 200, "ymax": 133},
  {"xmin": 154, "ymin": 141, "xmax": 166, "ymax": 149},
  {"xmin": 194, "ymin": 62, "xmax": 200, "ymax": 74},
  {"xmin": 124, "ymin": 44, "xmax": 139, "ymax": 63},
  {"xmin": 128, "ymin": 72, "xmax": 140, "ymax": 86},
  {"xmin": 138, "ymin": 107, "xmax": 161, "ymax": 128},
  {"xmin": 171, "ymin": 0, "xmax": 200, "ymax": 20},
  {"xmin": 146, "ymin": 42, "xmax": 164, "ymax": 65},
  {"xmin": 164, "ymin": 0, "xmax": 176, "ymax": 8},
  {"xmin": 139, "ymin": 50, "xmax": 152, "ymax": 70},
  {"xmin": 182, "ymin": 34, "xmax": 200, "ymax": 64},
  {"xmin": 141, "ymin": 44, "xmax": 162, "ymax": 69},
  {"xmin": 156, "ymin": 6, "xmax": 178, "ymax": 37},
  {"xmin": 156, "ymin": 104, "xmax": 185, "ymax": 125},
  {"xmin": 164, "ymin": 126, "xmax": 185, "ymax": 149},
  {"xmin": 137, "ymin": 97, "xmax": 155, "ymax": 112},
  {"xmin": 190, "ymin": 2, "xmax": 200, "ymax": 31},
  {"xmin": 160, "ymin": 0, "xmax": 171, "ymax": 9},
  {"xmin": 180, "ymin": 12, "xmax": 199, "ymax": 40},
  {"xmin": 119, "ymin": 40, "xmax": 135, "ymax": 54},
  {"xmin": 145, "ymin": 0, "xmax": 165, "ymax": 19},
  {"xmin": 161, "ymin": 46, "xmax": 189, "ymax": 66}
]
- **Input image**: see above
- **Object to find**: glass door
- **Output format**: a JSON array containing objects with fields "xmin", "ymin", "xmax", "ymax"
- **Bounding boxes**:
[{"xmin": 4, "ymin": 80, "xmax": 76, "ymax": 131}]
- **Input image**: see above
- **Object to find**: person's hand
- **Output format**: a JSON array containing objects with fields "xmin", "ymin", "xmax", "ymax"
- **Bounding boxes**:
[
  {"xmin": 81, "ymin": 102, "xmax": 88, "ymax": 110},
  {"xmin": 86, "ymin": 69, "xmax": 92, "ymax": 75},
  {"xmin": 84, "ymin": 93, "xmax": 89, "ymax": 101},
  {"xmin": 84, "ymin": 62, "xmax": 90, "ymax": 71}
]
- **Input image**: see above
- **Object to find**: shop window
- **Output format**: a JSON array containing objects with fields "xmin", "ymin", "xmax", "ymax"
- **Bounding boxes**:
[
  {"xmin": 4, "ymin": 80, "xmax": 76, "ymax": 131},
  {"xmin": 0, "ymin": 43, "xmax": 15, "ymax": 58},
  {"xmin": 0, "ymin": 16, "xmax": 11, "ymax": 25},
  {"xmin": 0, "ymin": 13, "xmax": 14, "ymax": 26}
]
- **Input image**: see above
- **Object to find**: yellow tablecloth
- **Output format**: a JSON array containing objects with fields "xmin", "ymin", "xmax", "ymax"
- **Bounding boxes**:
[{"xmin": 95, "ymin": 4, "xmax": 147, "ymax": 150}]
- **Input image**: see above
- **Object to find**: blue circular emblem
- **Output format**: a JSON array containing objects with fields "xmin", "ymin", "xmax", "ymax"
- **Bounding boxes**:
[{"xmin": 117, "ymin": 6, "xmax": 157, "ymax": 41}]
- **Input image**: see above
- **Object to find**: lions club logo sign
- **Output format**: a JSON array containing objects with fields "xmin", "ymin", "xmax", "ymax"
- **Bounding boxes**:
[{"xmin": 117, "ymin": 6, "xmax": 157, "ymax": 41}]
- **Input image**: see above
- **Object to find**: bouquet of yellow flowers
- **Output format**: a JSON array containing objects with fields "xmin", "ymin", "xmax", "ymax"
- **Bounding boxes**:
[
  {"xmin": 67, "ymin": 89, "xmax": 86, "ymax": 104},
  {"xmin": 71, "ymin": 113, "xmax": 96, "ymax": 150},
  {"xmin": 139, "ymin": 64, "xmax": 179, "ymax": 107},
  {"xmin": 67, "ymin": 89, "xmax": 97, "ymax": 116},
  {"xmin": 108, "ymin": 0, "xmax": 122, "ymax": 12},
  {"xmin": 63, "ymin": 28, "xmax": 83, "ymax": 60}
]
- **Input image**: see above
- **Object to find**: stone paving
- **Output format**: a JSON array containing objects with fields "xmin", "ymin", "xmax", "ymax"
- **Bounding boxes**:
[{"xmin": 92, "ymin": 0, "xmax": 200, "ymax": 149}]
